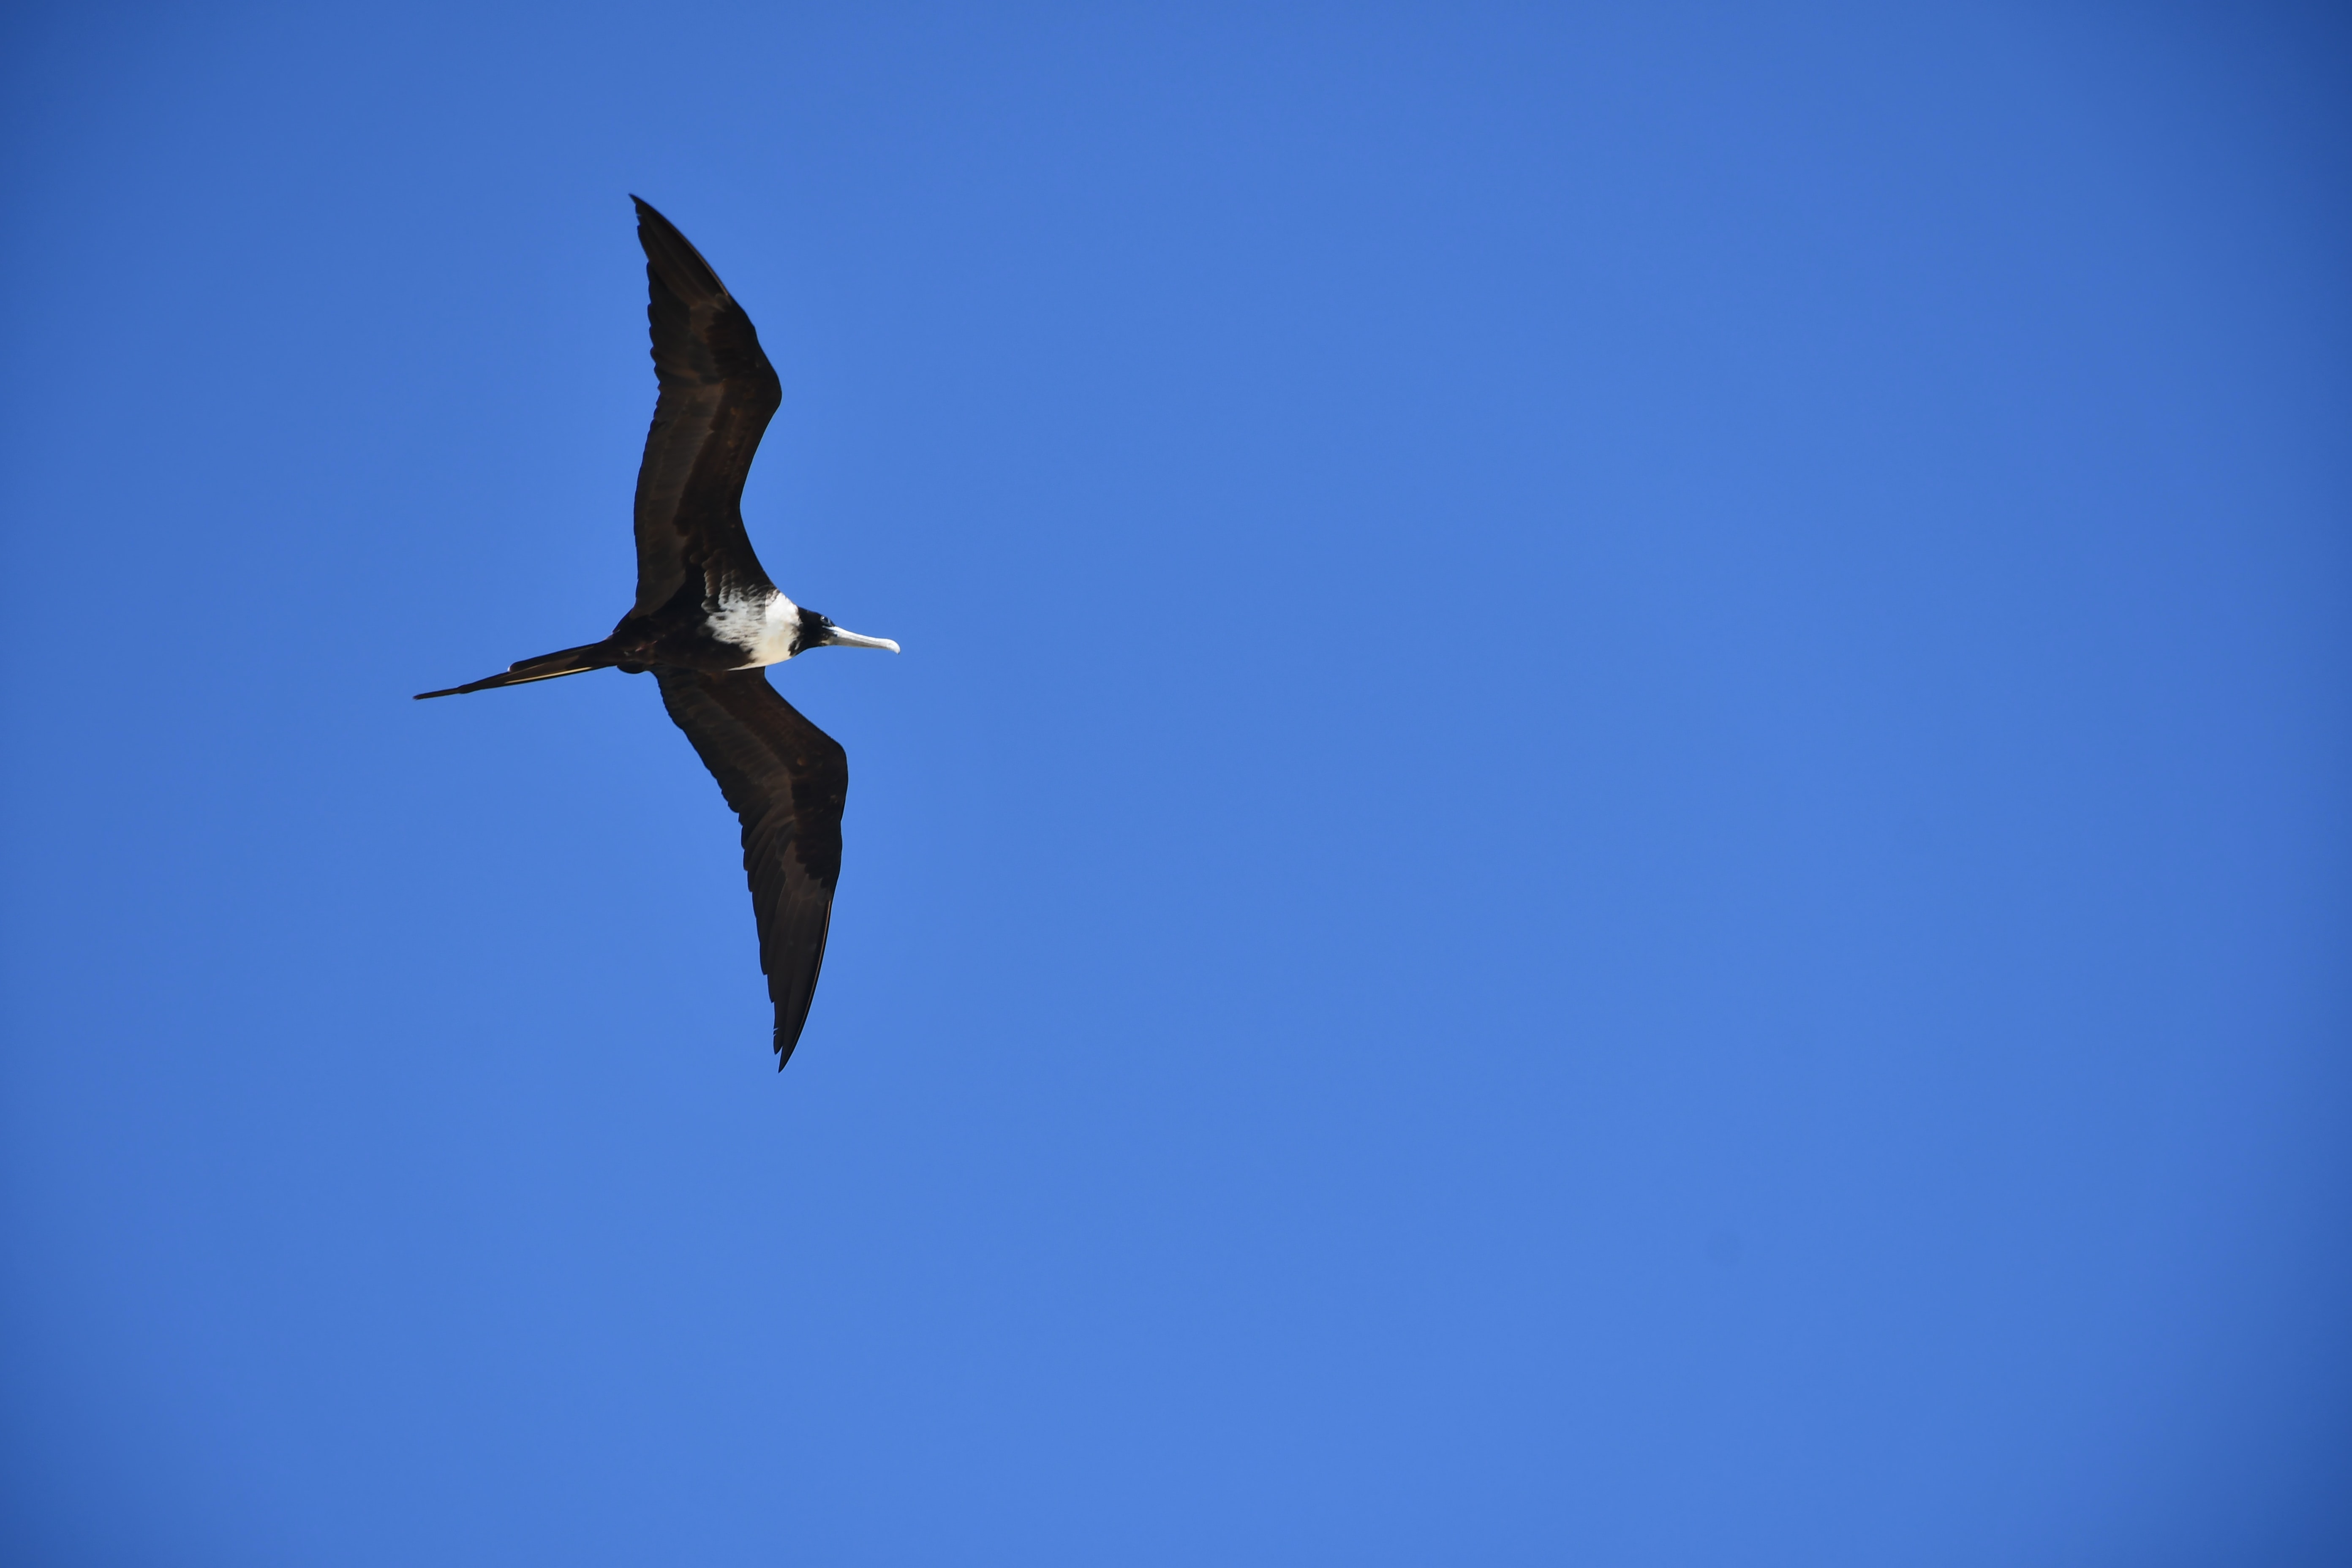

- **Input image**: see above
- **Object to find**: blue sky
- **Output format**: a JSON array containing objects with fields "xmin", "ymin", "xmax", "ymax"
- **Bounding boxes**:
[{"xmin": 3, "ymin": 3, "xmax": 2348, "ymax": 1563}]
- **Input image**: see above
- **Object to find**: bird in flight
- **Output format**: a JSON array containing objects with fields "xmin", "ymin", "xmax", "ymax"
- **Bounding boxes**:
[{"xmin": 418, "ymin": 197, "xmax": 898, "ymax": 1067}]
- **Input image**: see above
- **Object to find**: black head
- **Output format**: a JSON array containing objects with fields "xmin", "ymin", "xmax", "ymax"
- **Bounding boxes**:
[{"xmin": 793, "ymin": 606, "xmax": 901, "ymax": 657}]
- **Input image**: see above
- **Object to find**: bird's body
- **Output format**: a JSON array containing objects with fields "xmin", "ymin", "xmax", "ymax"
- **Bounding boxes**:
[{"xmin": 418, "ymin": 199, "xmax": 897, "ymax": 1066}]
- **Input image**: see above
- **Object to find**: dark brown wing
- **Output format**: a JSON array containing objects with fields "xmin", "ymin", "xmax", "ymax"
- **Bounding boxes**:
[
  {"xmin": 655, "ymin": 667, "xmax": 848, "ymax": 1066},
  {"xmin": 628, "ymin": 197, "xmax": 783, "ymax": 619}
]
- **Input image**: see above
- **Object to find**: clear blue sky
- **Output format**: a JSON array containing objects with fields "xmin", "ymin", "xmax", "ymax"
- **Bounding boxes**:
[{"xmin": 3, "ymin": 3, "xmax": 2348, "ymax": 1563}]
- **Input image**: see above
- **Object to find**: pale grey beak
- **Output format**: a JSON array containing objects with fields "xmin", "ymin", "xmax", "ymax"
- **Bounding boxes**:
[{"xmin": 825, "ymin": 626, "xmax": 901, "ymax": 653}]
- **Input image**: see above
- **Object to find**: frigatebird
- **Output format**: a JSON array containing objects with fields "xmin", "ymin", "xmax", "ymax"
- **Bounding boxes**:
[{"xmin": 417, "ymin": 198, "xmax": 898, "ymax": 1067}]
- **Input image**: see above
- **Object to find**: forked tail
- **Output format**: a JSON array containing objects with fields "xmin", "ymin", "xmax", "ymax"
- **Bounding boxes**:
[{"xmin": 413, "ymin": 641, "xmax": 617, "ymax": 700}]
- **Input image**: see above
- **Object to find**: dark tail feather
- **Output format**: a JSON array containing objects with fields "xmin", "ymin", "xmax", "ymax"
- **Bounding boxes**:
[{"xmin": 413, "ymin": 642, "xmax": 616, "ymax": 700}]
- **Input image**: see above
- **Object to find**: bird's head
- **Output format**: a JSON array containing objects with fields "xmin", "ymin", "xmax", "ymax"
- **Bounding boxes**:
[{"xmin": 794, "ymin": 608, "xmax": 901, "ymax": 657}]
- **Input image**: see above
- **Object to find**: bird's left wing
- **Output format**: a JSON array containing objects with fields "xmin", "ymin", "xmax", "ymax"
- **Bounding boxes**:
[
  {"xmin": 628, "ymin": 198, "xmax": 784, "ymax": 619},
  {"xmin": 654, "ymin": 668, "xmax": 848, "ymax": 1067}
]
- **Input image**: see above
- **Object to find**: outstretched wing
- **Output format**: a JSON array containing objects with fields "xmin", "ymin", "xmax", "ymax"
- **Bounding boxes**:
[
  {"xmin": 655, "ymin": 667, "xmax": 849, "ymax": 1066},
  {"xmin": 628, "ymin": 197, "xmax": 783, "ymax": 619}
]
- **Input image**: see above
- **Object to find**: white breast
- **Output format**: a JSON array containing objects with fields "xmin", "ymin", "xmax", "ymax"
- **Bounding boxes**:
[{"xmin": 708, "ymin": 588, "xmax": 800, "ymax": 668}]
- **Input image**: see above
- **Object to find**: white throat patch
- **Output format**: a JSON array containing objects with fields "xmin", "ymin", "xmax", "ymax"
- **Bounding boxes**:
[{"xmin": 708, "ymin": 588, "xmax": 800, "ymax": 668}]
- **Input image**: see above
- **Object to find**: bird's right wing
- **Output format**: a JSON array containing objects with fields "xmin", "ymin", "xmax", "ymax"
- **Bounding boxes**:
[
  {"xmin": 628, "ymin": 198, "xmax": 784, "ymax": 619},
  {"xmin": 655, "ymin": 667, "xmax": 849, "ymax": 1067}
]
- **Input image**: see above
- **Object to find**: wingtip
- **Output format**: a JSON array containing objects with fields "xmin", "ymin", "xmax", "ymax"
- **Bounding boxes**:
[{"xmin": 633, "ymin": 196, "xmax": 729, "ymax": 300}]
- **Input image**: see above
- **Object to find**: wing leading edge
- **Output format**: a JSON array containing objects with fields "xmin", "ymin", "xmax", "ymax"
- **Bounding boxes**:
[{"xmin": 655, "ymin": 667, "xmax": 848, "ymax": 1066}]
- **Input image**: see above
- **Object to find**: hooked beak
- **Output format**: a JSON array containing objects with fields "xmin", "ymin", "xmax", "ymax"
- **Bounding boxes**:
[{"xmin": 823, "ymin": 625, "xmax": 901, "ymax": 653}]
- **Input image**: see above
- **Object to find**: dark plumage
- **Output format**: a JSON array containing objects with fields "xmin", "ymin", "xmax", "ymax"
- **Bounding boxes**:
[
  {"xmin": 417, "ymin": 199, "xmax": 898, "ymax": 1065},
  {"xmin": 626, "ymin": 196, "xmax": 784, "ymax": 628}
]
